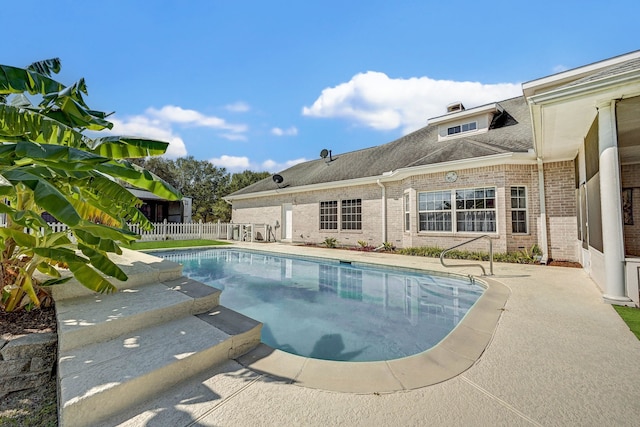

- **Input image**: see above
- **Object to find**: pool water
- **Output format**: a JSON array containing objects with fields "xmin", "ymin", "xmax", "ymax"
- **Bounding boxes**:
[{"xmin": 155, "ymin": 248, "xmax": 484, "ymax": 362}]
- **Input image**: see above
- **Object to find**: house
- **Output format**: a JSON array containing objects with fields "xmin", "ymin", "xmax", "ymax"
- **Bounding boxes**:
[
  {"xmin": 126, "ymin": 188, "xmax": 192, "ymax": 223},
  {"xmin": 225, "ymin": 50, "xmax": 640, "ymax": 307}
]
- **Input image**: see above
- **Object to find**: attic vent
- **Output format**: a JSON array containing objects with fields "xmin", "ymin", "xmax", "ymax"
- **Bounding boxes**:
[{"xmin": 446, "ymin": 102, "xmax": 465, "ymax": 113}]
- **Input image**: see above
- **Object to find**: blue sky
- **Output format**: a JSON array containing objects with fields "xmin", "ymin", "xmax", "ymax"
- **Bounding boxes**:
[{"xmin": 5, "ymin": 1, "xmax": 639, "ymax": 173}]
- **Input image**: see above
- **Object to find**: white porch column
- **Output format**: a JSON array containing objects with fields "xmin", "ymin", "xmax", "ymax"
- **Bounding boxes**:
[{"xmin": 597, "ymin": 100, "xmax": 631, "ymax": 304}]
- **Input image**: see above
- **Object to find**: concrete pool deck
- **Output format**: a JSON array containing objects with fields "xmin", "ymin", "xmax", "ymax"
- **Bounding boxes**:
[{"xmin": 101, "ymin": 243, "xmax": 640, "ymax": 426}]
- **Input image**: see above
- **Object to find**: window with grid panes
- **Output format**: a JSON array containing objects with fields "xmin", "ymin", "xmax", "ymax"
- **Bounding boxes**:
[
  {"xmin": 418, "ymin": 190, "xmax": 452, "ymax": 231},
  {"xmin": 404, "ymin": 193, "xmax": 410, "ymax": 231},
  {"xmin": 455, "ymin": 187, "xmax": 496, "ymax": 232},
  {"xmin": 320, "ymin": 201, "xmax": 338, "ymax": 230},
  {"xmin": 341, "ymin": 199, "xmax": 361, "ymax": 230},
  {"xmin": 511, "ymin": 186, "xmax": 527, "ymax": 233}
]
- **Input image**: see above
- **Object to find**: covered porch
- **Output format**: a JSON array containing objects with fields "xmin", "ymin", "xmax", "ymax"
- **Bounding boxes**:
[{"xmin": 524, "ymin": 51, "xmax": 640, "ymax": 306}]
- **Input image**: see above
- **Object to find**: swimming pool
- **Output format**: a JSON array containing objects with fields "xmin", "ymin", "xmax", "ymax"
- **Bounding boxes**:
[{"xmin": 155, "ymin": 248, "xmax": 484, "ymax": 362}]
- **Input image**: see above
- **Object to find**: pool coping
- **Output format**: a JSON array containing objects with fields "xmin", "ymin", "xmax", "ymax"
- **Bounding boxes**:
[
  {"xmin": 154, "ymin": 244, "xmax": 511, "ymax": 393},
  {"xmin": 236, "ymin": 276, "xmax": 509, "ymax": 393}
]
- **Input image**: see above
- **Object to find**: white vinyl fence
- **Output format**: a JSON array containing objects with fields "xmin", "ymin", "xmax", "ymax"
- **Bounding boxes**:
[
  {"xmin": 130, "ymin": 220, "xmax": 275, "ymax": 242},
  {"xmin": 0, "ymin": 216, "xmax": 276, "ymax": 243}
]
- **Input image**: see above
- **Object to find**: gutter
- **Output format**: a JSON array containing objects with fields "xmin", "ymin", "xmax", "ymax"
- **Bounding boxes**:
[
  {"xmin": 376, "ymin": 180, "xmax": 387, "ymax": 243},
  {"xmin": 225, "ymin": 152, "xmax": 537, "ymax": 202}
]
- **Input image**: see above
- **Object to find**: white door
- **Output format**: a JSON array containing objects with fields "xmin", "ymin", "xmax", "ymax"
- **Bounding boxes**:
[{"xmin": 283, "ymin": 204, "xmax": 293, "ymax": 240}]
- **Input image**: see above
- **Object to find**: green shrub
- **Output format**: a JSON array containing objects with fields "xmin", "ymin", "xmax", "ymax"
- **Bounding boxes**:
[
  {"xmin": 382, "ymin": 241, "xmax": 395, "ymax": 251},
  {"xmin": 397, "ymin": 245, "xmax": 541, "ymax": 265},
  {"xmin": 323, "ymin": 237, "xmax": 338, "ymax": 248}
]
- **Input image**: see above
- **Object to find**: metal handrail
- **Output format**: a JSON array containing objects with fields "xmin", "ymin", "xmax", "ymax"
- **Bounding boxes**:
[{"xmin": 440, "ymin": 235, "xmax": 494, "ymax": 276}]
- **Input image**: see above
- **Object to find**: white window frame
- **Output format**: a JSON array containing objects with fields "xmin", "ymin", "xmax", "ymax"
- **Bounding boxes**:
[
  {"xmin": 510, "ymin": 186, "xmax": 528, "ymax": 234},
  {"xmin": 320, "ymin": 200, "xmax": 338, "ymax": 230},
  {"xmin": 404, "ymin": 192, "xmax": 410, "ymax": 232},
  {"xmin": 418, "ymin": 190, "xmax": 453, "ymax": 232},
  {"xmin": 455, "ymin": 187, "xmax": 497, "ymax": 233},
  {"xmin": 447, "ymin": 121, "xmax": 477, "ymax": 136},
  {"xmin": 417, "ymin": 186, "xmax": 498, "ymax": 234},
  {"xmin": 341, "ymin": 199, "xmax": 362, "ymax": 230}
]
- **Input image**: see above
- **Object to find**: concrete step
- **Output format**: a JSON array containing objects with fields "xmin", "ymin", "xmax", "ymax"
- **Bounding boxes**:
[
  {"xmin": 56, "ymin": 279, "xmax": 221, "ymax": 352},
  {"xmin": 58, "ymin": 306, "xmax": 262, "ymax": 427},
  {"xmin": 51, "ymin": 249, "xmax": 183, "ymax": 301}
]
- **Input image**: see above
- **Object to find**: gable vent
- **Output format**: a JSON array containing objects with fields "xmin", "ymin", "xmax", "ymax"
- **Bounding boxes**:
[{"xmin": 446, "ymin": 102, "xmax": 465, "ymax": 113}]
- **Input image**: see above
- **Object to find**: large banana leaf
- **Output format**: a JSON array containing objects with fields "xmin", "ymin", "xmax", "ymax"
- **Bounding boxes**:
[
  {"xmin": 0, "ymin": 104, "xmax": 88, "ymax": 147},
  {"xmin": 97, "ymin": 160, "xmax": 182, "ymax": 200},
  {"xmin": 26, "ymin": 58, "xmax": 61, "ymax": 77},
  {"xmin": 0, "ymin": 203, "xmax": 49, "ymax": 229},
  {"xmin": 67, "ymin": 261, "xmax": 118, "ymax": 294},
  {"xmin": 0, "ymin": 104, "xmax": 89, "ymax": 149},
  {"xmin": 0, "ymin": 64, "xmax": 65, "ymax": 96},
  {"xmin": 0, "ymin": 227, "xmax": 36, "ymax": 248},
  {"xmin": 88, "ymin": 136, "xmax": 170, "ymax": 158},
  {"xmin": 13, "ymin": 141, "xmax": 110, "ymax": 165},
  {"xmin": 77, "ymin": 243, "xmax": 127, "ymax": 280},
  {"xmin": 1, "ymin": 168, "xmax": 82, "ymax": 226},
  {"xmin": 73, "ymin": 221, "xmax": 138, "ymax": 245}
]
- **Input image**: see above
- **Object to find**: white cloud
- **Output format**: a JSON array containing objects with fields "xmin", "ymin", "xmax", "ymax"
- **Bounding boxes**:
[
  {"xmin": 209, "ymin": 155, "xmax": 251, "ymax": 171},
  {"xmin": 271, "ymin": 126, "xmax": 298, "ymax": 136},
  {"xmin": 147, "ymin": 105, "xmax": 247, "ymax": 133},
  {"xmin": 209, "ymin": 155, "xmax": 307, "ymax": 173},
  {"xmin": 109, "ymin": 116, "xmax": 187, "ymax": 159},
  {"xmin": 303, "ymin": 71, "xmax": 522, "ymax": 134},
  {"xmin": 219, "ymin": 133, "xmax": 248, "ymax": 142},
  {"xmin": 105, "ymin": 104, "xmax": 251, "ymax": 159},
  {"xmin": 225, "ymin": 101, "xmax": 251, "ymax": 113}
]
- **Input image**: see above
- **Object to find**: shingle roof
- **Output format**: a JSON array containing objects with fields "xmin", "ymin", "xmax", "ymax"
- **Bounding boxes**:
[
  {"xmin": 230, "ymin": 96, "xmax": 532, "ymax": 197},
  {"xmin": 560, "ymin": 57, "xmax": 640, "ymax": 88}
]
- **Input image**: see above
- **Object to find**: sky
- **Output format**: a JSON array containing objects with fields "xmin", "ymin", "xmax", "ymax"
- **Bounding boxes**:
[{"xmin": 4, "ymin": 1, "xmax": 639, "ymax": 173}]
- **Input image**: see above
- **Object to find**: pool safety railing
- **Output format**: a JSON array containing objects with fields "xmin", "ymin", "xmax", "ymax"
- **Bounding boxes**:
[{"xmin": 440, "ymin": 234, "xmax": 494, "ymax": 276}]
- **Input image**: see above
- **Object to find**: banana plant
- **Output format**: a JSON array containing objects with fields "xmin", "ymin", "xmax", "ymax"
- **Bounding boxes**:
[{"xmin": 0, "ymin": 59, "xmax": 181, "ymax": 312}]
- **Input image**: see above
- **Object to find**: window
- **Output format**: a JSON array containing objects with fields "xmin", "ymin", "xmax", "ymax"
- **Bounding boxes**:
[
  {"xmin": 447, "ymin": 121, "xmax": 477, "ymax": 136},
  {"xmin": 417, "ymin": 187, "xmax": 497, "ymax": 233},
  {"xmin": 418, "ymin": 191, "xmax": 452, "ymax": 231},
  {"xmin": 320, "ymin": 201, "xmax": 338, "ymax": 230},
  {"xmin": 511, "ymin": 186, "xmax": 527, "ymax": 233},
  {"xmin": 341, "ymin": 199, "xmax": 362, "ymax": 230},
  {"xmin": 404, "ymin": 193, "xmax": 410, "ymax": 231},
  {"xmin": 456, "ymin": 187, "xmax": 496, "ymax": 232}
]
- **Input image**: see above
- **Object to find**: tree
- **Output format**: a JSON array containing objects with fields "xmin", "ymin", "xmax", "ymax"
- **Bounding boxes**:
[
  {"xmin": 215, "ymin": 170, "xmax": 271, "ymax": 221},
  {"xmin": 135, "ymin": 159, "xmax": 270, "ymax": 223},
  {"xmin": 0, "ymin": 59, "xmax": 181, "ymax": 312}
]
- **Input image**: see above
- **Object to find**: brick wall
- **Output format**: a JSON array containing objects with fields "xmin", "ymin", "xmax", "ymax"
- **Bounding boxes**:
[
  {"xmin": 232, "ymin": 184, "xmax": 387, "ymax": 246},
  {"xmin": 231, "ymin": 161, "xmax": 579, "ymax": 260},
  {"xmin": 543, "ymin": 160, "xmax": 579, "ymax": 261},
  {"xmin": 622, "ymin": 164, "xmax": 640, "ymax": 256}
]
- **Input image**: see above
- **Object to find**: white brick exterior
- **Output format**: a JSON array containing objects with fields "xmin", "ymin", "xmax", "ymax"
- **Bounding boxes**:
[{"xmin": 231, "ymin": 161, "xmax": 578, "ymax": 261}]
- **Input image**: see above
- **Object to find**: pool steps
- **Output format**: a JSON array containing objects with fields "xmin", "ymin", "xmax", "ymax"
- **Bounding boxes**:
[{"xmin": 53, "ymin": 249, "xmax": 262, "ymax": 427}]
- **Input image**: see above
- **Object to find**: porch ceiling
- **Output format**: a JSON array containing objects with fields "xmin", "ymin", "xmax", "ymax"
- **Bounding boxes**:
[{"xmin": 532, "ymin": 89, "xmax": 640, "ymax": 163}]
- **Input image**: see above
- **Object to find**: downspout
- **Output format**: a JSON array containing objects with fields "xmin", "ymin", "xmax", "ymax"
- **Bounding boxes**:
[
  {"xmin": 537, "ymin": 158, "xmax": 549, "ymax": 264},
  {"xmin": 529, "ymin": 100, "xmax": 549, "ymax": 265},
  {"xmin": 376, "ymin": 180, "xmax": 387, "ymax": 244}
]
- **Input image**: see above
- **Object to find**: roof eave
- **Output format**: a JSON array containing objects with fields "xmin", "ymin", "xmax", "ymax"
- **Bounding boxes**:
[
  {"xmin": 522, "ymin": 50, "xmax": 640, "ymax": 98},
  {"xmin": 225, "ymin": 152, "xmax": 537, "ymax": 202}
]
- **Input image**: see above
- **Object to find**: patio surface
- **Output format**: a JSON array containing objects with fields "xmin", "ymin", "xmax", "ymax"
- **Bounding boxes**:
[{"xmin": 107, "ymin": 242, "xmax": 640, "ymax": 426}]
